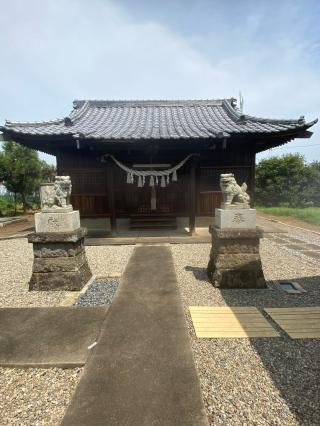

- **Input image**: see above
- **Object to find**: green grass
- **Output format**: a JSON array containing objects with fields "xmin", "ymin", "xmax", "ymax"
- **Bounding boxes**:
[{"xmin": 257, "ymin": 207, "xmax": 320, "ymax": 226}]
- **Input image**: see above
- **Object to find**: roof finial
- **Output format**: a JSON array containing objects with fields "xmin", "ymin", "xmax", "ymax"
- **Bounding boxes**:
[{"xmin": 239, "ymin": 91, "xmax": 244, "ymax": 114}]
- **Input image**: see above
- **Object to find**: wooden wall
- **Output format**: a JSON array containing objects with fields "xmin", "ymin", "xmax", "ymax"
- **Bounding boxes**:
[{"xmin": 57, "ymin": 147, "xmax": 254, "ymax": 217}]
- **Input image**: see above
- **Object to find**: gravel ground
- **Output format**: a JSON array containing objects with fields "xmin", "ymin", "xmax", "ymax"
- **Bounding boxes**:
[
  {"xmin": 0, "ymin": 239, "xmax": 133, "ymax": 425},
  {"xmin": 85, "ymin": 245, "xmax": 134, "ymax": 277},
  {"xmin": 0, "ymin": 368, "xmax": 82, "ymax": 426},
  {"xmin": 74, "ymin": 278, "xmax": 119, "ymax": 306},
  {"xmin": 0, "ymin": 239, "xmax": 66, "ymax": 308},
  {"xmin": 0, "ymin": 239, "xmax": 134, "ymax": 308},
  {"xmin": 265, "ymin": 230, "xmax": 320, "ymax": 268},
  {"xmin": 171, "ymin": 237, "xmax": 320, "ymax": 426}
]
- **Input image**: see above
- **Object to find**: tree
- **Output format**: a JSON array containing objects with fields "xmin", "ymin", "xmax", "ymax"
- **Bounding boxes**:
[
  {"xmin": 308, "ymin": 161, "xmax": 320, "ymax": 206},
  {"xmin": 0, "ymin": 141, "xmax": 42, "ymax": 213},
  {"xmin": 40, "ymin": 161, "xmax": 56, "ymax": 182},
  {"xmin": 255, "ymin": 154, "xmax": 320, "ymax": 207}
]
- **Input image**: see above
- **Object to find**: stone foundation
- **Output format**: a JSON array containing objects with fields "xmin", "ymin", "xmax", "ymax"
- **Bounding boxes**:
[
  {"xmin": 28, "ymin": 227, "xmax": 92, "ymax": 291},
  {"xmin": 207, "ymin": 226, "xmax": 266, "ymax": 288}
]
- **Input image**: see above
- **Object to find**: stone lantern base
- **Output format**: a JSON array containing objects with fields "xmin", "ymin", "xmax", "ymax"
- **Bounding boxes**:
[
  {"xmin": 207, "ymin": 226, "xmax": 266, "ymax": 289},
  {"xmin": 28, "ymin": 227, "xmax": 92, "ymax": 291}
]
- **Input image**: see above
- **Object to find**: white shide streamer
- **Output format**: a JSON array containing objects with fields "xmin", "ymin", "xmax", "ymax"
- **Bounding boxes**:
[{"xmin": 101, "ymin": 154, "xmax": 195, "ymax": 187}]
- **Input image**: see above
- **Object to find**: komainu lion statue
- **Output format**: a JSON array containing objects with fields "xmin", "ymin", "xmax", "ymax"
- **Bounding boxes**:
[
  {"xmin": 41, "ymin": 176, "xmax": 72, "ymax": 210},
  {"xmin": 54, "ymin": 176, "xmax": 72, "ymax": 208},
  {"xmin": 220, "ymin": 173, "xmax": 250, "ymax": 208}
]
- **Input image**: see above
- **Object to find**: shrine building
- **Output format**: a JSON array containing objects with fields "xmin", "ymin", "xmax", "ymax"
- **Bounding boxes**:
[{"xmin": 1, "ymin": 99, "xmax": 317, "ymax": 234}]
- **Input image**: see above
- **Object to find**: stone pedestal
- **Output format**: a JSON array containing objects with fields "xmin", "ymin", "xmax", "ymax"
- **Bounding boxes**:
[
  {"xmin": 207, "ymin": 221, "xmax": 266, "ymax": 289},
  {"xmin": 215, "ymin": 208, "xmax": 256, "ymax": 229},
  {"xmin": 35, "ymin": 210, "xmax": 80, "ymax": 233},
  {"xmin": 28, "ymin": 227, "xmax": 92, "ymax": 291}
]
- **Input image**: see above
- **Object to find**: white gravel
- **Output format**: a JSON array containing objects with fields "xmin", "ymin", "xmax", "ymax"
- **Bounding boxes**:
[
  {"xmin": 86, "ymin": 244, "xmax": 134, "ymax": 277},
  {"xmin": 0, "ymin": 239, "xmax": 66, "ymax": 308},
  {"xmin": 0, "ymin": 239, "xmax": 134, "ymax": 308},
  {"xmin": 0, "ymin": 368, "xmax": 82, "ymax": 426}
]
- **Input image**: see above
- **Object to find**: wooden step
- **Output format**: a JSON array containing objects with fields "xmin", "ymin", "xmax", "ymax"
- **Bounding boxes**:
[
  {"xmin": 130, "ymin": 224, "xmax": 177, "ymax": 230},
  {"xmin": 131, "ymin": 217, "xmax": 176, "ymax": 223},
  {"xmin": 130, "ymin": 214, "xmax": 177, "ymax": 230},
  {"xmin": 130, "ymin": 214, "xmax": 176, "ymax": 220}
]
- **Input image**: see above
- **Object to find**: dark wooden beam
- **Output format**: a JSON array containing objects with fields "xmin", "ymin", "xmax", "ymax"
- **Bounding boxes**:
[
  {"xmin": 251, "ymin": 152, "xmax": 256, "ymax": 207},
  {"xmin": 106, "ymin": 160, "xmax": 117, "ymax": 233},
  {"xmin": 189, "ymin": 157, "xmax": 198, "ymax": 235}
]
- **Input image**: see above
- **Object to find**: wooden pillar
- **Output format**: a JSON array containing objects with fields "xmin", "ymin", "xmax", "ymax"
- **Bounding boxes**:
[
  {"xmin": 189, "ymin": 158, "xmax": 197, "ymax": 235},
  {"xmin": 106, "ymin": 160, "xmax": 117, "ymax": 233},
  {"xmin": 251, "ymin": 153, "xmax": 256, "ymax": 207}
]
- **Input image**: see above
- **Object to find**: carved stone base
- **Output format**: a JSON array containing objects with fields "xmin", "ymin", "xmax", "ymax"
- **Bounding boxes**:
[
  {"xmin": 28, "ymin": 228, "xmax": 92, "ymax": 291},
  {"xmin": 207, "ymin": 226, "xmax": 266, "ymax": 288},
  {"xmin": 215, "ymin": 208, "xmax": 256, "ymax": 229},
  {"xmin": 35, "ymin": 210, "xmax": 80, "ymax": 233}
]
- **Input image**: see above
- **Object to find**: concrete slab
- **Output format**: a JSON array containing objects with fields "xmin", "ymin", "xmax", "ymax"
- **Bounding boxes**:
[
  {"xmin": 0, "ymin": 307, "xmax": 107, "ymax": 368},
  {"xmin": 62, "ymin": 246, "xmax": 208, "ymax": 426}
]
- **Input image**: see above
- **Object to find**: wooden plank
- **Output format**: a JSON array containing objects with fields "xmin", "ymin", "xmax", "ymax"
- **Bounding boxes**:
[
  {"xmin": 193, "ymin": 320, "xmax": 271, "ymax": 326},
  {"xmin": 192, "ymin": 317, "xmax": 268, "ymax": 322},
  {"xmin": 265, "ymin": 315, "xmax": 320, "ymax": 320},
  {"xmin": 266, "ymin": 308, "xmax": 320, "ymax": 313},
  {"xmin": 191, "ymin": 313, "xmax": 262, "ymax": 316},
  {"xmin": 265, "ymin": 307, "xmax": 320, "ymax": 339},
  {"xmin": 192, "ymin": 318, "xmax": 267, "ymax": 322},
  {"xmin": 191, "ymin": 314, "xmax": 266, "ymax": 319},
  {"xmin": 196, "ymin": 327, "xmax": 274, "ymax": 331},
  {"xmin": 196, "ymin": 331, "xmax": 279, "ymax": 338},
  {"xmin": 274, "ymin": 319, "xmax": 320, "ymax": 324},
  {"xmin": 266, "ymin": 312, "xmax": 320, "ymax": 316},
  {"xmin": 190, "ymin": 306, "xmax": 257, "ymax": 312},
  {"xmin": 286, "ymin": 333, "xmax": 320, "ymax": 339},
  {"xmin": 189, "ymin": 306, "xmax": 278, "ymax": 338}
]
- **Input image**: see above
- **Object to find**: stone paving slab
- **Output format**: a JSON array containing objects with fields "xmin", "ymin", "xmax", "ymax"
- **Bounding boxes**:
[
  {"xmin": 0, "ymin": 307, "xmax": 107, "ymax": 367},
  {"xmin": 62, "ymin": 246, "xmax": 208, "ymax": 426}
]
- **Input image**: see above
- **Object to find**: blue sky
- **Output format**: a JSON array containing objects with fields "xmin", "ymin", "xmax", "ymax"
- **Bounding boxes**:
[{"xmin": 0, "ymin": 0, "xmax": 319, "ymax": 164}]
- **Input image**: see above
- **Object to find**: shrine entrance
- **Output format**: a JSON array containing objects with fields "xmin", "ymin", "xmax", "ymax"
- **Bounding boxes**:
[
  {"xmin": 130, "ymin": 174, "xmax": 179, "ymax": 230},
  {"xmin": 106, "ymin": 154, "xmax": 194, "ymax": 232},
  {"xmin": 135, "ymin": 184, "xmax": 176, "ymax": 214}
]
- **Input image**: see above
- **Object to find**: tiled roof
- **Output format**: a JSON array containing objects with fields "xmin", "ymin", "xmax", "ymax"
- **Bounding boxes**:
[{"xmin": 1, "ymin": 99, "xmax": 317, "ymax": 140}]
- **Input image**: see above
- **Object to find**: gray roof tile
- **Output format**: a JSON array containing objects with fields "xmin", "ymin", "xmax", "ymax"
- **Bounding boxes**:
[{"xmin": 2, "ymin": 99, "xmax": 317, "ymax": 140}]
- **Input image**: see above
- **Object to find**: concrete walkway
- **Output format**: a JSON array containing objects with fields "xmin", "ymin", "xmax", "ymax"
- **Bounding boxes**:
[
  {"xmin": 62, "ymin": 246, "xmax": 208, "ymax": 426},
  {"xmin": 0, "ymin": 307, "xmax": 107, "ymax": 368}
]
